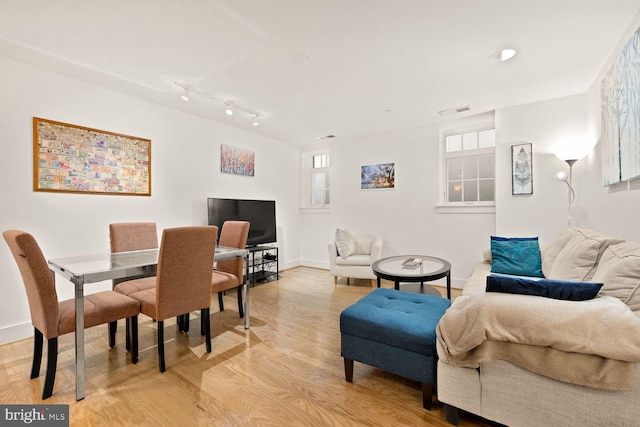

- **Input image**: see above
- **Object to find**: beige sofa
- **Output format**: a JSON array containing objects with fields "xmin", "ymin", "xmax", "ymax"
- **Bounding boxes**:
[{"xmin": 437, "ymin": 227, "xmax": 640, "ymax": 427}]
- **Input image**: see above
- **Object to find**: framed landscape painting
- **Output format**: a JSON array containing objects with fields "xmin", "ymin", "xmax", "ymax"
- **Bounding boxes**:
[
  {"xmin": 511, "ymin": 143, "xmax": 533, "ymax": 195},
  {"xmin": 33, "ymin": 117, "xmax": 151, "ymax": 196},
  {"xmin": 361, "ymin": 162, "xmax": 395, "ymax": 189}
]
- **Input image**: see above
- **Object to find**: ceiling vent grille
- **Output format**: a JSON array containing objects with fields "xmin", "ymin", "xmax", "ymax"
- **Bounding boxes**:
[{"xmin": 438, "ymin": 105, "xmax": 472, "ymax": 116}]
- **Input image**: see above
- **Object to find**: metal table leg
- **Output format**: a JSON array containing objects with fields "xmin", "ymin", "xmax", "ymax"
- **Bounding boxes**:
[
  {"xmin": 73, "ymin": 276, "xmax": 85, "ymax": 400},
  {"xmin": 243, "ymin": 253, "xmax": 250, "ymax": 329}
]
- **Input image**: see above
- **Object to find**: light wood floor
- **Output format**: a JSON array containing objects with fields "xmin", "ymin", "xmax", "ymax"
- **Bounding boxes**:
[{"xmin": 0, "ymin": 267, "xmax": 491, "ymax": 426}]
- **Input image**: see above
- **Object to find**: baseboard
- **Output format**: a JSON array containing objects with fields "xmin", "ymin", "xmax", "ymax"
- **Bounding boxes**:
[
  {"xmin": 0, "ymin": 321, "xmax": 33, "ymax": 345},
  {"xmin": 299, "ymin": 259, "xmax": 328, "ymax": 270}
]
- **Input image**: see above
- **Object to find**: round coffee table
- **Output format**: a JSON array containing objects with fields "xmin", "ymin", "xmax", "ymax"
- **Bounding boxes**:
[{"xmin": 372, "ymin": 255, "xmax": 452, "ymax": 299}]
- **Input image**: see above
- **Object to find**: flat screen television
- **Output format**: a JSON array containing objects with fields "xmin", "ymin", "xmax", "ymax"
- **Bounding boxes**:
[{"xmin": 207, "ymin": 198, "xmax": 277, "ymax": 247}]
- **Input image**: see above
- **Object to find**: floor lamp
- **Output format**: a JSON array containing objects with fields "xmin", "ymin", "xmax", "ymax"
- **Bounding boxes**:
[{"xmin": 554, "ymin": 159, "xmax": 577, "ymax": 227}]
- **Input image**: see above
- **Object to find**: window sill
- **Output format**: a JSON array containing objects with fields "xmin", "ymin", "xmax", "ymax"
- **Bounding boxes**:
[
  {"xmin": 300, "ymin": 207, "xmax": 332, "ymax": 214},
  {"xmin": 435, "ymin": 203, "xmax": 495, "ymax": 214}
]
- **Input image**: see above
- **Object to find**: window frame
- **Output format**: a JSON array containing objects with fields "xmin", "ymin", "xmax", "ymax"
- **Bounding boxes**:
[
  {"xmin": 437, "ymin": 125, "xmax": 496, "ymax": 214},
  {"xmin": 300, "ymin": 150, "xmax": 331, "ymax": 213}
]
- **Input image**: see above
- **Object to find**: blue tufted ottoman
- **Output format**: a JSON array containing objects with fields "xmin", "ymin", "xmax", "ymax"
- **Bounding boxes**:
[{"xmin": 340, "ymin": 288, "xmax": 451, "ymax": 409}]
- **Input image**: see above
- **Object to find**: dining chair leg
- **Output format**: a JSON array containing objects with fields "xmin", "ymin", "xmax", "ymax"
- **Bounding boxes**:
[
  {"xmin": 31, "ymin": 327, "xmax": 43, "ymax": 379},
  {"xmin": 108, "ymin": 321, "xmax": 117, "ymax": 348},
  {"xmin": 202, "ymin": 308, "xmax": 211, "ymax": 353},
  {"xmin": 42, "ymin": 337, "xmax": 58, "ymax": 400},
  {"xmin": 125, "ymin": 317, "xmax": 131, "ymax": 351},
  {"xmin": 130, "ymin": 315, "xmax": 138, "ymax": 364},
  {"xmin": 218, "ymin": 292, "xmax": 224, "ymax": 312},
  {"xmin": 157, "ymin": 320, "xmax": 166, "ymax": 373},
  {"xmin": 237, "ymin": 288, "xmax": 244, "ymax": 318},
  {"xmin": 183, "ymin": 313, "xmax": 190, "ymax": 332},
  {"xmin": 177, "ymin": 314, "xmax": 184, "ymax": 332}
]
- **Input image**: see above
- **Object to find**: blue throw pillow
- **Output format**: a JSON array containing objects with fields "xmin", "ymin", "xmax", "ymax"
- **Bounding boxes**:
[
  {"xmin": 486, "ymin": 274, "xmax": 603, "ymax": 301},
  {"xmin": 490, "ymin": 236, "xmax": 543, "ymax": 277}
]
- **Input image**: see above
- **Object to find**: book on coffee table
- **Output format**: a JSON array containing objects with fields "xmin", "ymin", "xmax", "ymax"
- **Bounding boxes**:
[{"xmin": 402, "ymin": 258, "xmax": 422, "ymax": 269}]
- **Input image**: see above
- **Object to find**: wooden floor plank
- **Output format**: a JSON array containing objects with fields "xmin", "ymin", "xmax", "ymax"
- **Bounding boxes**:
[{"xmin": 0, "ymin": 267, "xmax": 491, "ymax": 426}]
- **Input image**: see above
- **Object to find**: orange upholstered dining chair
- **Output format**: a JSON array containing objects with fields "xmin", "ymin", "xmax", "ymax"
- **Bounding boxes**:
[
  {"xmin": 2, "ymin": 230, "xmax": 140, "ymax": 399},
  {"xmin": 117, "ymin": 226, "xmax": 217, "ymax": 372},
  {"xmin": 109, "ymin": 222, "xmax": 159, "ymax": 254},
  {"xmin": 212, "ymin": 221, "xmax": 250, "ymax": 317},
  {"xmin": 109, "ymin": 222, "xmax": 158, "ymax": 348}
]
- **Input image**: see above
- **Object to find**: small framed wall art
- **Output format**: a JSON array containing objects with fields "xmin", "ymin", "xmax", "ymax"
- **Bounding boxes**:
[
  {"xmin": 33, "ymin": 117, "xmax": 151, "ymax": 196},
  {"xmin": 221, "ymin": 144, "xmax": 255, "ymax": 176},
  {"xmin": 511, "ymin": 143, "xmax": 533, "ymax": 195},
  {"xmin": 361, "ymin": 162, "xmax": 395, "ymax": 189}
]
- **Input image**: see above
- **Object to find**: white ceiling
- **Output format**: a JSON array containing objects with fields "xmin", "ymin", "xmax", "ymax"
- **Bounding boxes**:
[{"xmin": 1, "ymin": 1, "xmax": 638, "ymax": 146}]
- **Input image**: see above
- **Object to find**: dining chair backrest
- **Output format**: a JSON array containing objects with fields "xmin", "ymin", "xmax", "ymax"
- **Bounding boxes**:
[
  {"xmin": 3, "ymin": 230, "xmax": 60, "ymax": 338},
  {"xmin": 109, "ymin": 222, "xmax": 158, "ymax": 253},
  {"xmin": 155, "ymin": 226, "xmax": 217, "ymax": 321},
  {"xmin": 216, "ymin": 221, "xmax": 250, "ymax": 279}
]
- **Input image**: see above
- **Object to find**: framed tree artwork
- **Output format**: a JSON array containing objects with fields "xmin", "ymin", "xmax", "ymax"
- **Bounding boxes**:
[
  {"xmin": 511, "ymin": 143, "xmax": 533, "ymax": 195},
  {"xmin": 361, "ymin": 163, "xmax": 395, "ymax": 189}
]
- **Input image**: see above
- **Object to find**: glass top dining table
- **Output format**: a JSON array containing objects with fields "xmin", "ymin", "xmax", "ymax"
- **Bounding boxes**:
[{"xmin": 48, "ymin": 245, "xmax": 249, "ymax": 401}]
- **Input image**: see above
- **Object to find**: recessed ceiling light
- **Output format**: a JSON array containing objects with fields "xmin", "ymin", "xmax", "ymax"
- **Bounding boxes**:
[
  {"xmin": 225, "ymin": 108, "xmax": 233, "ymax": 116},
  {"xmin": 489, "ymin": 48, "xmax": 517, "ymax": 62}
]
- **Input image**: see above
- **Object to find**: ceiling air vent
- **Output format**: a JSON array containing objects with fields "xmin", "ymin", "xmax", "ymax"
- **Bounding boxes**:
[
  {"xmin": 317, "ymin": 135, "xmax": 336, "ymax": 140},
  {"xmin": 438, "ymin": 105, "xmax": 472, "ymax": 116}
]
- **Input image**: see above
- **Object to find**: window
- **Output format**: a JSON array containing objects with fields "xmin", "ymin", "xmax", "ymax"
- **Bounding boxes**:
[
  {"xmin": 311, "ymin": 154, "xmax": 330, "ymax": 206},
  {"xmin": 443, "ymin": 128, "xmax": 495, "ymax": 206},
  {"xmin": 301, "ymin": 151, "xmax": 330, "ymax": 211}
]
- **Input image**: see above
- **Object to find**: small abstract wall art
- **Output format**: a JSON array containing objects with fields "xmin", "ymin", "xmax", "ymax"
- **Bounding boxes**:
[
  {"xmin": 601, "ymin": 25, "xmax": 640, "ymax": 186},
  {"xmin": 361, "ymin": 163, "xmax": 395, "ymax": 189},
  {"xmin": 33, "ymin": 117, "xmax": 151, "ymax": 196},
  {"xmin": 511, "ymin": 143, "xmax": 532, "ymax": 195},
  {"xmin": 221, "ymin": 144, "xmax": 255, "ymax": 176}
]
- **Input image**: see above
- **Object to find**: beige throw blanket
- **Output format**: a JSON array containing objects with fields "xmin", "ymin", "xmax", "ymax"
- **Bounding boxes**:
[{"xmin": 437, "ymin": 293, "xmax": 640, "ymax": 391}]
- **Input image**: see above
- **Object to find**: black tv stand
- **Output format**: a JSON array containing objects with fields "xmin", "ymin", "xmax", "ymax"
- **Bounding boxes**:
[{"xmin": 247, "ymin": 245, "xmax": 279, "ymax": 284}]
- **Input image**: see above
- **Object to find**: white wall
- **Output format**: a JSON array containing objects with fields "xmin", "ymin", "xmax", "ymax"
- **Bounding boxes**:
[
  {"xmin": 583, "ymin": 11, "xmax": 640, "ymax": 243},
  {"xmin": 495, "ymin": 94, "xmax": 591, "ymax": 247},
  {"xmin": 0, "ymin": 56, "xmax": 300, "ymax": 344},
  {"xmin": 299, "ymin": 122, "xmax": 496, "ymax": 289}
]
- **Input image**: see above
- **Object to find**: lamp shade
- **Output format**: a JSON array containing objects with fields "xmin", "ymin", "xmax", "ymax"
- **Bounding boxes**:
[{"xmin": 554, "ymin": 137, "xmax": 590, "ymax": 163}]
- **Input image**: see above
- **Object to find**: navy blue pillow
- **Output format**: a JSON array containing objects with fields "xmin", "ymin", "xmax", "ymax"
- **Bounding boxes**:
[
  {"xmin": 486, "ymin": 274, "xmax": 603, "ymax": 301},
  {"xmin": 490, "ymin": 236, "xmax": 543, "ymax": 277}
]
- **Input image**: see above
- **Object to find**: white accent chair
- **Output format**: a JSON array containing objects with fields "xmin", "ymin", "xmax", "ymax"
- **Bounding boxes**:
[{"xmin": 328, "ymin": 232, "xmax": 384, "ymax": 285}]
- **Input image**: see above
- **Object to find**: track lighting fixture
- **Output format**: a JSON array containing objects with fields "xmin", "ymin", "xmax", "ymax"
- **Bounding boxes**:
[{"xmin": 174, "ymin": 82, "xmax": 264, "ymax": 125}]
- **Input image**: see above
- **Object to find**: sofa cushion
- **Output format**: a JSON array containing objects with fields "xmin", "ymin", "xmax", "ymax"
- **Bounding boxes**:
[
  {"xmin": 592, "ymin": 242, "xmax": 640, "ymax": 313},
  {"xmin": 545, "ymin": 228, "xmax": 624, "ymax": 282},
  {"xmin": 486, "ymin": 274, "xmax": 603, "ymax": 301},
  {"xmin": 463, "ymin": 262, "xmax": 492, "ymax": 296},
  {"xmin": 354, "ymin": 238, "xmax": 371, "ymax": 255},
  {"xmin": 335, "ymin": 228, "xmax": 356, "ymax": 258},
  {"xmin": 541, "ymin": 228, "xmax": 578, "ymax": 276},
  {"xmin": 490, "ymin": 236, "xmax": 543, "ymax": 277},
  {"xmin": 335, "ymin": 254, "xmax": 372, "ymax": 266}
]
